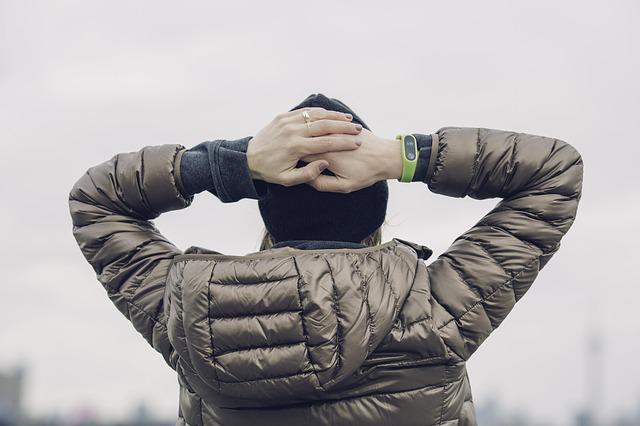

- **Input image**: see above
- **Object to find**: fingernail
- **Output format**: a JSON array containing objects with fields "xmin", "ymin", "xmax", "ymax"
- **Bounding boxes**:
[
  {"xmin": 319, "ymin": 163, "xmax": 328, "ymax": 171},
  {"xmin": 345, "ymin": 113, "xmax": 353, "ymax": 120},
  {"xmin": 355, "ymin": 140, "xmax": 362, "ymax": 146},
  {"xmin": 355, "ymin": 124, "xmax": 362, "ymax": 131}
]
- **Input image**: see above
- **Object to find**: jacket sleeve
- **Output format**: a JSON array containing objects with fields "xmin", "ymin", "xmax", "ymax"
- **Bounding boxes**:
[
  {"xmin": 423, "ymin": 127, "xmax": 584, "ymax": 361},
  {"xmin": 68, "ymin": 144, "xmax": 193, "ymax": 368}
]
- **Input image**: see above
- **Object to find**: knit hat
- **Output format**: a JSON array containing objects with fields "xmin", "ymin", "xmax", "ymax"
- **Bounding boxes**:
[{"xmin": 258, "ymin": 93, "xmax": 389, "ymax": 243}]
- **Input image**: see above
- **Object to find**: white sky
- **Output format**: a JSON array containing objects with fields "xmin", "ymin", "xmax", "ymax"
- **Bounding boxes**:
[{"xmin": 0, "ymin": 0, "xmax": 638, "ymax": 424}]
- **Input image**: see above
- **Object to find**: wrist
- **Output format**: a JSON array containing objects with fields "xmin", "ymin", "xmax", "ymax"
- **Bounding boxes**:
[
  {"xmin": 396, "ymin": 134, "xmax": 419, "ymax": 182},
  {"xmin": 377, "ymin": 137, "xmax": 403, "ymax": 181},
  {"xmin": 246, "ymin": 138, "xmax": 264, "ymax": 181}
]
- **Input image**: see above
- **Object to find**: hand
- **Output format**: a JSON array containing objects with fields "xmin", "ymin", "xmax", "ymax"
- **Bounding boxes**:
[
  {"xmin": 300, "ymin": 128, "xmax": 403, "ymax": 193},
  {"xmin": 246, "ymin": 107, "xmax": 363, "ymax": 186}
]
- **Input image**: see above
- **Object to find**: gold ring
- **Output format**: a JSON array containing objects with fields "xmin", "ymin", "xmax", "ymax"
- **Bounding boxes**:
[{"xmin": 302, "ymin": 110, "xmax": 312, "ymax": 129}]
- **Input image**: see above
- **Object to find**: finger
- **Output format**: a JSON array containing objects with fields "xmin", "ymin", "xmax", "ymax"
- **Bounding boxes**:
[
  {"xmin": 303, "ymin": 119, "xmax": 362, "ymax": 137},
  {"xmin": 297, "ymin": 135, "xmax": 362, "ymax": 155},
  {"xmin": 286, "ymin": 107, "xmax": 353, "ymax": 123},
  {"xmin": 299, "ymin": 152, "xmax": 325, "ymax": 163},
  {"xmin": 306, "ymin": 174, "xmax": 353, "ymax": 193},
  {"xmin": 282, "ymin": 160, "xmax": 329, "ymax": 187}
]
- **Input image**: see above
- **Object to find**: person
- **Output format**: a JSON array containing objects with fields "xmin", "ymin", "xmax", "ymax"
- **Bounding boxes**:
[{"xmin": 68, "ymin": 93, "xmax": 584, "ymax": 426}]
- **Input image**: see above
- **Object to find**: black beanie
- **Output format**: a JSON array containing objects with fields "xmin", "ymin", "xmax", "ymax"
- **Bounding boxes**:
[{"xmin": 257, "ymin": 93, "xmax": 389, "ymax": 244}]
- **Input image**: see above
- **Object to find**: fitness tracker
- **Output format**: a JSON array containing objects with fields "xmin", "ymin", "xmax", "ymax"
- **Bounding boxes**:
[{"xmin": 396, "ymin": 134, "xmax": 418, "ymax": 182}]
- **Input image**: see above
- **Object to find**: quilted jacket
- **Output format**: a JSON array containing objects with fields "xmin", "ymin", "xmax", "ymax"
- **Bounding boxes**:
[{"xmin": 68, "ymin": 127, "xmax": 583, "ymax": 425}]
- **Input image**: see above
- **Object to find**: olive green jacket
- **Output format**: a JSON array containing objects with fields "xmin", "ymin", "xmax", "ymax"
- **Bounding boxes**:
[{"xmin": 69, "ymin": 127, "xmax": 583, "ymax": 425}]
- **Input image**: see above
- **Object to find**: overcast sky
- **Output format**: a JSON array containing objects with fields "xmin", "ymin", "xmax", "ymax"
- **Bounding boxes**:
[{"xmin": 1, "ymin": 0, "xmax": 638, "ymax": 424}]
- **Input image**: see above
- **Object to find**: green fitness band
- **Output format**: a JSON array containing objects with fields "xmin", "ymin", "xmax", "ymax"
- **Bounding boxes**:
[{"xmin": 396, "ymin": 134, "xmax": 418, "ymax": 182}]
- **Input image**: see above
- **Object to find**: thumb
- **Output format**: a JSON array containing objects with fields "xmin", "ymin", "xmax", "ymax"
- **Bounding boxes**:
[{"xmin": 284, "ymin": 160, "xmax": 329, "ymax": 186}]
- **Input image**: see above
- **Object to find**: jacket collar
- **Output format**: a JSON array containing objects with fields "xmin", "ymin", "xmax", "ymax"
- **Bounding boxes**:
[
  {"xmin": 271, "ymin": 239, "xmax": 366, "ymax": 250},
  {"xmin": 184, "ymin": 238, "xmax": 433, "ymax": 261},
  {"xmin": 271, "ymin": 238, "xmax": 433, "ymax": 260}
]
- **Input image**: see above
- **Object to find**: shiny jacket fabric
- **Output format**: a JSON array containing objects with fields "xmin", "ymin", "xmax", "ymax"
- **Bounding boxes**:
[{"xmin": 68, "ymin": 127, "xmax": 584, "ymax": 425}]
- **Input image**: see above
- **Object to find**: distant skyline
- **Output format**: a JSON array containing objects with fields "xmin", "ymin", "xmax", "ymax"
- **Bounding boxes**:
[
  {"xmin": 5, "ymin": 363, "xmax": 639, "ymax": 426},
  {"xmin": 1, "ymin": 1, "xmax": 638, "ymax": 424}
]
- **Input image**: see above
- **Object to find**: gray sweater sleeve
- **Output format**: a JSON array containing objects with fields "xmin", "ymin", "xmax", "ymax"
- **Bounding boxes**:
[
  {"xmin": 178, "ymin": 137, "xmax": 268, "ymax": 202},
  {"xmin": 412, "ymin": 134, "xmax": 433, "ymax": 183}
]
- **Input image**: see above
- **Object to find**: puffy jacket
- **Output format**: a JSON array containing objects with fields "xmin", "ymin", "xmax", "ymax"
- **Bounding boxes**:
[{"xmin": 68, "ymin": 127, "xmax": 583, "ymax": 425}]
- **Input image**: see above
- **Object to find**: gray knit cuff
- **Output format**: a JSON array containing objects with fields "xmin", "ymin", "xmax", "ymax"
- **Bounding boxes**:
[{"xmin": 209, "ymin": 137, "xmax": 268, "ymax": 203}]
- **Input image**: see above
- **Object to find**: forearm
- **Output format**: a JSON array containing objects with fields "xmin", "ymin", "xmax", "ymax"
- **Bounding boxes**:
[
  {"xmin": 68, "ymin": 144, "xmax": 192, "ymax": 366},
  {"xmin": 177, "ymin": 137, "xmax": 268, "ymax": 202},
  {"xmin": 423, "ymin": 127, "xmax": 583, "ymax": 253},
  {"xmin": 423, "ymin": 127, "xmax": 583, "ymax": 359}
]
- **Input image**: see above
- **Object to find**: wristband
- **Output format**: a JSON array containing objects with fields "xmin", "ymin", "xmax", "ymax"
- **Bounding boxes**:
[{"xmin": 396, "ymin": 134, "xmax": 418, "ymax": 182}]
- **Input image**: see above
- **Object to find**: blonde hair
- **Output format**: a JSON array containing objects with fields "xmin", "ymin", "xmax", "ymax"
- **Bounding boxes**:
[{"xmin": 259, "ymin": 225, "xmax": 383, "ymax": 251}]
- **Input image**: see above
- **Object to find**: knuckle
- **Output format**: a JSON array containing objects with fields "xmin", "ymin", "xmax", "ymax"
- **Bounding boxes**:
[
  {"xmin": 320, "ymin": 120, "xmax": 332, "ymax": 132},
  {"xmin": 303, "ymin": 121, "xmax": 314, "ymax": 134}
]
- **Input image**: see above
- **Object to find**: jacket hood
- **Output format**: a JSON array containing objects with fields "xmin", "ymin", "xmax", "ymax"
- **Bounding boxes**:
[{"xmin": 166, "ymin": 238, "xmax": 432, "ymax": 407}]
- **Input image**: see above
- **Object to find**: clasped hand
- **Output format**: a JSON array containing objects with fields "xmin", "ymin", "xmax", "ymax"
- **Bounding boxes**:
[{"xmin": 246, "ymin": 107, "xmax": 402, "ymax": 193}]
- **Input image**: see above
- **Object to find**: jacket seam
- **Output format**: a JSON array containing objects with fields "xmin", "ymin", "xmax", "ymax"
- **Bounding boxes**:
[
  {"xmin": 137, "ymin": 149, "xmax": 156, "ymax": 216},
  {"xmin": 108, "ymin": 288, "xmax": 169, "ymax": 330},
  {"xmin": 323, "ymin": 257, "xmax": 344, "ymax": 387},
  {"xmin": 438, "ymin": 364, "xmax": 450, "ymax": 425},
  {"xmin": 212, "ymin": 367, "xmax": 333, "ymax": 385},
  {"xmin": 438, "ymin": 255, "xmax": 486, "ymax": 302},
  {"xmin": 461, "ymin": 128, "xmax": 482, "ymax": 197},
  {"xmin": 209, "ymin": 308, "xmax": 301, "ymax": 321},
  {"xmin": 174, "ymin": 147, "xmax": 190, "ymax": 199},
  {"xmin": 424, "ymin": 132, "xmax": 440, "ymax": 185},
  {"xmin": 214, "ymin": 340, "xmax": 306, "ymax": 358},
  {"xmin": 476, "ymin": 221, "xmax": 544, "ymax": 254},
  {"xmin": 101, "ymin": 237, "xmax": 164, "ymax": 294},
  {"xmin": 208, "ymin": 275, "xmax": 299, "ymax": 286},
  {"xmin": 436, "ymin": 254, "xmax": 540, "ymax": 333},
  {"xmin": 428, "ymin": 131, "xmax": 448, "ymax": 190},
  {"xmin": 291, "ymin": 256, "xmax": 324, "ymax": 390},
  {"xmin": 206, "ymin": 262, "xmax": 222, "ymax": 391},
  {"xmin": 383, "ymin": 250, "xmax": 401, "ymax": 320},
  {"xmin": 436, "ymin": 320, "xmax": 467, "ymax": 361},
  {"xmin": 349, "ymin": 253, "xmax": 375, "ymax": 357},
  {"xmin": 502, "ymin": 132, "xmax": 519, "ymax": 194},
  {"xmin": 168, "ymin": 143, "xmax": 193, "ymax": 208},
  {"xmin": 442, "ymin": 238, "xmax": 511, "ymax": 279},
  {"xmin": 493, "ymin": 204, "xmax": 575, "ymax": 227}
]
